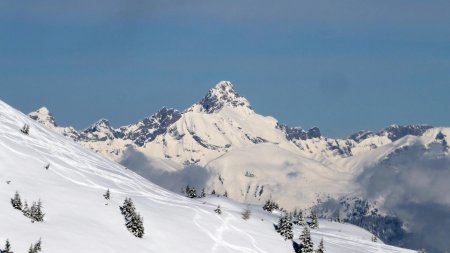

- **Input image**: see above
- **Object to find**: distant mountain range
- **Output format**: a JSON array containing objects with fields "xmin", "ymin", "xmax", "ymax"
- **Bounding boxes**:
[{"xmin": 29, "ymin": 81, "xmax": 450, "ymax": 253}]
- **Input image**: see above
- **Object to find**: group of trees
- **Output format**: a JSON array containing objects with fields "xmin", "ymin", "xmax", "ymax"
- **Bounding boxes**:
[
  {"xmin": 119, "ymin": 198, "xmax": 145, "ymax": 238},
  {"xmin": 10, "ymin": 191, "xmax": 45, "ymax": 222},
  {"xmin": 1, "ymin": 238, "xmax": 42, "ymax": 253},
  {"xmin": 262, "ymin": 199, "xmax": 280, "ymax": 212},
  {"xmin": 184, "ymin": 186, "xmax": 207, "ymax": 198},
  {"xmin": 271, "ymin": 203, "xmax": 324, "ymax": 252}
]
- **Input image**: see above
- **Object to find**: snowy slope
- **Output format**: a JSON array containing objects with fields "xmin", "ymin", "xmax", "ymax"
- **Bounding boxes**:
[
  {"xmin": 0, "ymin": 100, "xmax": 416, "ymax": 253},
  {"xmin": 26, "ymin": 81, "xmax": 450, "ymax": 252}
]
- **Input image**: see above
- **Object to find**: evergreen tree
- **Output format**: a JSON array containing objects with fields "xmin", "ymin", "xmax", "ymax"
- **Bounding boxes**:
[
  {"xmin": 241, "ymin": 206, "xmax": 251, "ymax": 220},
  {"xmin": 2, "ymin": 239, "xmax": 13, "ymax": 253},
  {"xmin": 185, "ymin": 186, "xmax": 197, "ymax": 198},
  {"xmin": 30, "ymin": 200, "xmax": 45, "ymax": 222},
  {"xmin": 223, "ymin": 191, "xmax": 228, "ymax": 197},
  {"xmin": 309, "ymin": 211, "xmax": 319, "ymax": 229},
  {"xmin": 30, "ymin": 238, "xmax": 42, "ymax": 253},
  {"xmin": 214, "ymin": 205, "xmax": 222, "ymax": 215},
  {"xmin": 211, "ymin": 189, "xmax": 216, "ymax": 195},
  {"xmin": 371, "ymin": 235, "xmax": 377, "ymax": 242},
  {"xmin": 315, "ymin": 238, "xmax": 325, "ymax": 253},
  {"xmin": 22, "ymin": 201, "xmax": 31, "ymax": 218},
  {"xmin": 103, "ymin": 188, "xmax": 111, "ymax": 200},
  {"xmin": 199, "ymin": 188, "xmax": 206, "ymax": 198},
  {"xmin": 11, "ymin": 191, "xmax": 22, "ymax": 210},
  {"xmin": 299, "ymin": 226, "xmax": 314, "ymax": 253},
  {"xmin": 27, "ymin": 244, "xmax": 34, "ymax": 253},
  {"xmin": 276, "ymin": 213, "xmax": 293, "ymax": 240},
  {"xmin": 128, "ymin": 212, "xmax": 145, "ymax": 238},
  {"xmin": 295, "ymin": 210, "xmax": 305, "ymax": 225},
  {"xmin": 119, "ymin": 198, "xmax": 145, "ymax": 238},
  {"xmin": 21, "ymin": 124, "xmax": 30, "ymax": 135}
]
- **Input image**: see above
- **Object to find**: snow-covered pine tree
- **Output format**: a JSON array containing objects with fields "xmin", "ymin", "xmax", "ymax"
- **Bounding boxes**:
[
  {"xmin": 128, "ymin": 212, "xmax": 145, "ymax": 238},
  {"xmin": 119, "ymin": 197, "xmax": 145, "ymax": 238},
  {"xmin": 295, "ymin": 210, "xmax": 305, "ymax": 225},
  {"xmin": 11, "ymin": 191, "xmax": 22, "ymax": 210},
  {"xmin": 22, "ymin": 201, "xmax": 31, "ymax": 218},
  {"xmin": 276, "ymin": 213, "xmax": 293, "ymax": 240},
  {"xmin": 32, "ymin": 238, "xmax": 42, "ymax": 252},
  {"xmin": 299, "ymin": 226, "xmax": 314, "ymax": 253},
  {"xmin": 214, "ymin": 205, "xmax": 222, "ymax": 215},
  {"xmin": 20, "ymin": 124, "xmax": 30, "ymax": 135},
  {"xmin": 223, "ymin": 191, "xmax": 228, "ymax": 197},
  {"xmin": 185, "ymin": 186, "xmax": 197, "ymax": 198},
  {"xmin": 371, "ymin": 235, "xmax": 377, "ymax": 242},
  {"xmin": 211, "ymin": 189, "xmax": 216, "ymax": 195},
  {"xmin": 2, "ymin": 239, "xmax": 13, "ymax": 253},
  {"xmin": 241, "ymin": 206, "xmax": 251, "ymax": 220},
  {"xmin": 199, "ymin": 188, "xmax": 206, "ymax": 198},
  {"xmin": 309, "ymin": 211, "xmax": 319, "ymax": 229},
  {"xmin": 103, "ymin": 188, "xmax": 111, "ymax": 200},
  {"xmin": 316, "ymin": 238, "xmax": 325, "ymax": 253},
  {"xmin": 30, "ymin": 200, "xmax": 45, "ymax": 222}
]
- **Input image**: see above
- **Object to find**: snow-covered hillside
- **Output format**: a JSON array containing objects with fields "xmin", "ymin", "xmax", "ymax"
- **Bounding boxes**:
[
  {"xmin": 0, "ymin": 100, "xmax": 416, "ymax": 253},
  {"xmin": 27, "ymin": 81, "xmax": 450, "ymax": 252}
]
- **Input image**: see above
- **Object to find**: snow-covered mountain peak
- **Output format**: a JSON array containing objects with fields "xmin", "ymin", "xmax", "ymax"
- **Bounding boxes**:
[
  {"xmin": 85, "ymin": 118, "xmax": 112, "ymax": 131},
  {"xmin": 191, "ymin": 80, "xmax": 252, "ymax": 113},
  {"xmin": 81, "ymin": 118, "xmax": 118, "ymax": 141},
  {"xmin": 28, "ymin": 106, "xmax": 57, "ymax": 128}
]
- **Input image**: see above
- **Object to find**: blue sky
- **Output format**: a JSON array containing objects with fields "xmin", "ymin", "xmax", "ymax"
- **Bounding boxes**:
[{"xmin": 1, "ymin": 1, "xmax": 449, "ymax": 137}]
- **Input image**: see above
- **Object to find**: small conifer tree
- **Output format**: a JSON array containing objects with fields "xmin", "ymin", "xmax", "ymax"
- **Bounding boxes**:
[
  {"xmin": 185, "ymin": 186, "xmax": 197, "ymax": 198},
  {"xmin": 119, "ymin": 197, "xmax": 145, "ymax": 238},
  {"xmin": 103, "ymin": 188, "xmax": 111, "ymax": 200},
  {"xmin": 32, "ymin": 238, "xmax": 42, "ymax": 252},
  {"xmin": 371, "ymin": 235, "xmax": 377, "ymax": 242},
  {"xmin": 296, "ymin": 210, "xmax": 305, "ymax": 225},
  {"xmin": 200, "ymin": 188, "xmax": 206, "ymax": 198},
  {"xmin": 276, "ymin": 213, "xmax": 293, "ymax": 240},
  {"xmin": 299, "ymin": 226, "xmax": 314, "ymax": 253},
  {"xmin": 11, "ymin": 191, "xmax": 22, "ymax": 210},
  {"xmin": 241, "ymin": 206, "xmax": 251, "ymax": 220},
  {"xmin": 316, "ymin": 238, "xmax": 325, "ymax": 253},
  {"xmin": 22, "ymin": 201, "xmax": 31, "ymax": 218},
  {"xmin": 2, "ymin": 239, "xmax": 13, "ymax": 253},
  {"xmin": 309, "ymin": 211, "xmax": 319, "ymax": 229},
  {"xmin": 30, "ymin": 200, "xmax": 45, "ymax": 222},
  {"xmin": 214, "ymin": 205, "xmax": 222, "ymax": 215},
  {"xmin": 21, "ymin": 124, "xmax": 30, "ymax": 135}
]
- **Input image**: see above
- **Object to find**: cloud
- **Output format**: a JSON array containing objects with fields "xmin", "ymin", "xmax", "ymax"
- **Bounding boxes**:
[
  {"xmin": 119, "ymin": 147, "xmax": 212, "ymax": 193},
  {"xmin": 356, "ymin": 142, "xmax": 450, "ymax": 252}
]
